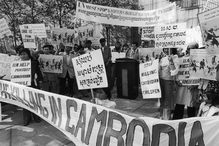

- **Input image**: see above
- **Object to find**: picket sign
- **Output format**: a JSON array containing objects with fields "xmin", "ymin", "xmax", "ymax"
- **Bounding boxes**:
[{"xmin": 72, "ymin": 49, "xmax": 108, "ymax": 89}]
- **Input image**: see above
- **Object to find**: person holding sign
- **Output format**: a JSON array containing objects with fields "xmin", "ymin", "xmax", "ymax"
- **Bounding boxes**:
[
  {"xmin": 159, "ymin": 48, "xmax": 179, "ymax": 120},
  {"xmin": 58, "ymin": 46, "xmax": 77, "ymax": 97},
  {"xmin": 172, "ymin": 45, "xmax": 199, "ymax": 120},
  {"xmin": 19, "ymin": 48, "xmax": 43, "ymax": 126},
  {"xmin": 41, "ymin": 45, "xmax": 59, "ymax": 94}
]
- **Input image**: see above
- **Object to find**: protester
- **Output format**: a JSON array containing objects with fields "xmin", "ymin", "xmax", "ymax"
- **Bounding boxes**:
[
  {"xmin": 159, "ymin": 48, "xmax": 179, "ymax": 120},
  {"xmin": 40, "ymin": 44, "xmax": 59, "ymax": 94},
  {"xmin": 58, "ymin": 46, "xmax": 77, "ymax": 97},
  {"xmin": 84, "ymin": 40, "xmax": 94, "ymax": 53},
  {"xmin": 126, "ymin": 42, "xmax": 139, "ymax": 60},
  {"xmin": 111, "ymin": 41, "xmax": 122, "ymax": 90},
  {"xmin": 19, "ymin": 47, "xmax": 43, "ymax": 126},
  {"xmin": 100, "ymin": 38, "xmax": 112, "ymax": 100},
  {"xmin": 172, "ymin": 45, "xmax": 199, "ymax": 120}
]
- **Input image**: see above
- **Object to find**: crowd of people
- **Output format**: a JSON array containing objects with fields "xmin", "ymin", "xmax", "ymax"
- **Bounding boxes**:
[{"xmin": 1, "ymin": 37, "xmax": 219, "ymax": 125}]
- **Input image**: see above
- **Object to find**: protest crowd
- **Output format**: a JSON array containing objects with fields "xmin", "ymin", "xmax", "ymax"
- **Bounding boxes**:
[{"xmin": 1, "ymin": 0, "xmax": 219, "ymax": 145}]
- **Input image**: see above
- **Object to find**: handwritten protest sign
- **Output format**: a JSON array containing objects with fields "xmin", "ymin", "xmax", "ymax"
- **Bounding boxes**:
[
  {"xmin": 11, "ymin": 60, "xmax": 31, "ymax": 86},
  {"xmin": 38, "ymin": 54, "xmax": 63, "ymax": 73},
  {"xmin": 198, "ymin": 6, "xmax": 219, "ymax": 54},
  {"xmin": 177, "ymin": 57, "xmax": 200, "ymax": 85},
  {"xmin": 0, "ymin": 18, "xmax": 12, "ymax": 38},
  {"xmin": 72, "ymin": 49, "xmax": 108, "ymax": 89},
  {"xmin": 1, "ymin": 79, "xmax": 219, "ymax": 145},
  {"xmin": 190, "ymin": 49, "xmax": 219, "ymax": 81},
  {"xmin": 140, "ymin": 59, "xmax": 161, "ymax": 99},
  {"xmin": 141, "ymin": 26, "xmax": 155, "ymax": 41},
  {"xmin": 155, "ymin": 23, "xmax": 187, "ymax": 49},
  {"xmin": 0, "ymin": 54, "xmax": 19, "ymax": 80},
  {"xmin": 76, "ymin": 1, "xmax": 176, "ymax": 27},
  {"xmin": 19, "ymin": 25, "xmax": 36, "ymax": 49}
]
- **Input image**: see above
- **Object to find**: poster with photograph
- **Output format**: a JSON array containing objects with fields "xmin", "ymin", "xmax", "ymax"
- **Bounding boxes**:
[
  {"xmin": 51, "ymin": 28, "xmax": 76, "ymax": 47},
  {"xmin": 139, "ymin": 48, "xmax": 163, "ymax": 62},
  {"xmin": 38, "ymin": 54, "xmax": 63, "ymax": 73},
  {"xmin": 190, "ymin": 49, "xmax": 219, "ymax": 81},
  {"xmin": 198, "ymin": 7, "xmax": 219, "ymax": 54}
]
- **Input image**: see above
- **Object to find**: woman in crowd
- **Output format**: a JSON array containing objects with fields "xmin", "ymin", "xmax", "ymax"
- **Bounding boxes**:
[
  {"xmin": 159, "ymin": 48, "xmax": 179, "ymax": 120},
  {"xmin": 172, "ymin": 44, "xmax": 199, "ymax": 120},
  {"xmin": 19, "ymin": 47, "xmax": 43, "ymax": 126}
]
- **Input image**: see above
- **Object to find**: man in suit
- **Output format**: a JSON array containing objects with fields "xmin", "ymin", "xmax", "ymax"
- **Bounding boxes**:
[
  {"xmin": 100, "ymin": 38, "xmax": 112, "ymax": 100},
  {"xmin": 59, "ymin": 46, "xmax": 77, "ymax": 96}
]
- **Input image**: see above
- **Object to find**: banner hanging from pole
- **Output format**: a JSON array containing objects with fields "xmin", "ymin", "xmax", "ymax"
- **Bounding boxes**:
[{"xmin": 76, "ymin": 1, "xmax": 176, "ymax": 27}]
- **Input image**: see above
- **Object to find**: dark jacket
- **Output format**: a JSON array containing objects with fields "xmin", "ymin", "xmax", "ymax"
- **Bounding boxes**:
[{"xmin": 31, "ymin": 59, "xmax": 43, "ymax": 88}]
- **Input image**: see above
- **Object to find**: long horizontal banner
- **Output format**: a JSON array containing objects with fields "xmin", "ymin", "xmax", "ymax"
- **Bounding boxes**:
[
  {"xmin": 1, "ymin": 80, "xmax": 219, "ymax": 145},
  {"xmin": 76, "ymin": 1, "xmax": 176, "ymax": 27}
]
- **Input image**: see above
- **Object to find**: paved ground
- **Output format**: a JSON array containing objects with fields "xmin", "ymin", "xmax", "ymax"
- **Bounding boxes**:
[{"xmin": 0, "ymin": 86, "xmax": 160, "ymax": 146}]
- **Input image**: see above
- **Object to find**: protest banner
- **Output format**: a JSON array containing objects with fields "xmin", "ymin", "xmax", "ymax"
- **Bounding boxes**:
[
  {"xmin": 1, "ymin": 79, "xmax": 219, "ymax": 145},
  {"xmin": 198, "ymin": 6, "xmax": 219, "ymax": 54},
  {"xmin": 76, "ymin": 1, "xmax": 176, "ymax": 27},
  {"xmin": 0, "ymin": 18, "xmax": 12, "ymax": 38},
  {"xmin": 140, "ymin": 59, "xmax": 161, "ymax": 99},
  {"xmin": 141, "ymin": 26, "xmax": 155, "ymax": 41},
  {"xmin": 111, "ymin": 52, "xmax": 126, "ymax": 63},
  {"xmin": 52, "ymin": 28, "xmax": 76, "ymax": 47},
  {"xmin": 72, "ymin": 49, "xmax": 108, "ymax": 90},
  {"xmin": 177, "ymin": 56, "xmax": 200, "ymax": 85},
  {"xmin": 19, "ymin": 25, "xmax": 37, "ymax": 49},
  {"xmin": 38, "ymin": 54, "xmax": 63, "ymax": 73},
  {"xmin": 0, "ymin": 54, "xmax": 19, "ymax": 80},
  {"xmin": 11, "ymin": 60, "xmax": 31, "ymax": 86},
  {"xmin": 139, "ymin": 48, "xmax": 163, "ymax": 62},
  {"xmin": 190, "ymin": 49, "xmax": 219, "ymax": 81},
  {"xmin": 155, "ymin": 23, "xmax": 187, "ymax": 49}
]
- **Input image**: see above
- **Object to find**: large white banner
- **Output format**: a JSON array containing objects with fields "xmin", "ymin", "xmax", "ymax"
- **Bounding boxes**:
[
  {"xmin": 0, "ymin": 54, "xmax": 19, "ymax": 80},
  {"xmin": 177, "ymin": 57, "xmax": 200, "ymax": 85},
  {"xmin": 140, "ymin": 59, "xmax": 161, "ymax": 99},
  {"xmin": 198, "ymin": 6, "xmax": 219, "ymax": 54},
  {"xmin": 1, "ymin": 80, "xmax": 219, "ymax": 145},
  {"xmin": 38, "ymin": 54, "xmax": 63, "ymax": 73},
  {"xmin": 11, "ymin": 60, "xmax": 31, "ymax": 86},
  {"xmin": 72, "ymin": 49, "xmax": 108, "ymax": 89},
  {"xmin": 0, "ymin": 18, "xmax": 12, "ymax": 38},
  {"xmin": 155, "ymin": 23, "xmax": 187, "ymax": 48},
  {"xmin": 76, "ymin": 1, "xmax": 176, "ymax": 27}
]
